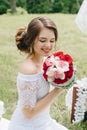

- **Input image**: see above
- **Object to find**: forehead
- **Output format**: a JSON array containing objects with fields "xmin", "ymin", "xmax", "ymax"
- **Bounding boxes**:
[{"xmin": 39, "ymin": 27, "xmax": 55, "ymax": 38}]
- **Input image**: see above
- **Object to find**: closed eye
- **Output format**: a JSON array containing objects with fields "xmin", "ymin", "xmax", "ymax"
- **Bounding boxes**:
[
  {"xmin": 39, "ymin": 40, "xmax": 46, "ymax": 43},
  {"xmin": 50, "ymin": 40, "xmax": 55, "ymax": 43}
]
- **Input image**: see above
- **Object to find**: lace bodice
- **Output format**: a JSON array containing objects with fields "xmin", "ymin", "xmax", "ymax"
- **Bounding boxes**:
[{"xmin": 17, "ymin": 72, "xmax": 50, "ymax": 108}]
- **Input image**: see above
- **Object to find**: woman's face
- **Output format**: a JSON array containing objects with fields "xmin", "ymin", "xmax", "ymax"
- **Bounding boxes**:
[{"xmin": 33, "ymin": 27, "xmax": 56, "ymax": 57}]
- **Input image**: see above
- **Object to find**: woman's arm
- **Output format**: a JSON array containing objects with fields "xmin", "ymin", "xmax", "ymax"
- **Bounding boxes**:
[
  {"xmin": 20, "ymin": 60, "xmax": 65, "ymax": 119},
  {"xmin": 22, "ymin": 88, "xmax": 64, "ymax": 119}
]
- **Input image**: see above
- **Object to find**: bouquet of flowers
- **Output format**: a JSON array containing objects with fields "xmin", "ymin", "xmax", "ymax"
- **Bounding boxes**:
[{"xmin": 43, "ymin": 51, "xmax": 76, "ymax": 88}]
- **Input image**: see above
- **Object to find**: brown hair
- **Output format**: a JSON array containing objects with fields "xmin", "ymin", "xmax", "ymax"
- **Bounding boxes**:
[{"xmin": 15, "ymin": 16, "xmax": 58, "ymax": 54}]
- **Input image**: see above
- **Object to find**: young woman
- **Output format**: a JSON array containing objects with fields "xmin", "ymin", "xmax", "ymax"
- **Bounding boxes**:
[{"xmin": 8, "ymin": 16, "xmax": 68, "ymax": 130}]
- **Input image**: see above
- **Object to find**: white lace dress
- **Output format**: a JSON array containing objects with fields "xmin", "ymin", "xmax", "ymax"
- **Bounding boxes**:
[{"xmin": 8, "ymin": 72, "xmax": 68, "ymax": 130}]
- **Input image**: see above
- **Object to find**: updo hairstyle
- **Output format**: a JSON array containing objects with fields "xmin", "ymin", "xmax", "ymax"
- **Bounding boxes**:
[{"xmin": 15, "ymin": 17, "xmax": 58, "ymax": 54}]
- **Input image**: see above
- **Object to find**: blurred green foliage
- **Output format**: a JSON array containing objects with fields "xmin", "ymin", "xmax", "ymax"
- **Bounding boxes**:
[{"xmin": 0, "ymin": 0, "xmax": 83, "ymax": 15}]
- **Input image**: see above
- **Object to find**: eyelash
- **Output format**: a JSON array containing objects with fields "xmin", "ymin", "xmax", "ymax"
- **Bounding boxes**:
[
  {"xmin": 39, "ymin": 40, "xmax": 55, "ymax": 43},
  {"xmin": 39, "ymin": 40, "xmax": 45, "ymax": 43},
  {"xmin": 50, "ymin": 41, "xmax": 55, "ymax": 43}
]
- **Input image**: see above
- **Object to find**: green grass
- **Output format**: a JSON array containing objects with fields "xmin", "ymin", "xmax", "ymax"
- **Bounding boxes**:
[{"xmin": 0, "ymin": 13, "xmax": 87, "ymax": 130}]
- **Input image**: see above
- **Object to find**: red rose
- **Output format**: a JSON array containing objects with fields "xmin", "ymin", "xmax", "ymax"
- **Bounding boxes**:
[
  {"xmin": 53, "ymin": 51, "xmax": 65, "ymax": 60},
  {"xmin": 64, "ymin": 54, "xmax": 73, "ymax": 64}
]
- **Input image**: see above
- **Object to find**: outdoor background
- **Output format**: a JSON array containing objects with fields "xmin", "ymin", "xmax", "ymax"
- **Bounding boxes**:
[{"xmin": 0, "ymin": 0, "xmax": 87, "ymax": 130}]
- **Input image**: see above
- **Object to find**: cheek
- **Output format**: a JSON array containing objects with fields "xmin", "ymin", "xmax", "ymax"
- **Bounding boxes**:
[
  {"xmin": 33, "ymin": 41, "xmax": 39, "ymax": 48},
  {"xmin": 33, "ymin": 43, "xmax": 41, "ymax": 51},
  {"xmin": 52, "ymin": 42, "xmax": 56, "ymax": 48}
]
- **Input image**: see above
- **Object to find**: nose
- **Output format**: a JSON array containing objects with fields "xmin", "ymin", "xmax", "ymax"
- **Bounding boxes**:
[{"xmin": 45, "ymin": 42, "xmax": 52, "ymax": 48}]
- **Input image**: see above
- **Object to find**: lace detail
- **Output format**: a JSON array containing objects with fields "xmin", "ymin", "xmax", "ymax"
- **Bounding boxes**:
[{"xmin": 17, "ymin": 72, "xmax": 50, "ymax": 108}]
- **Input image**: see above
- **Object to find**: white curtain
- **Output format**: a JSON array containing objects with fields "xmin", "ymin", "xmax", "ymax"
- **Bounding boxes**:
[{"xmin": 75, "ymin": 0, "xmax": 87, "ymax": 34}]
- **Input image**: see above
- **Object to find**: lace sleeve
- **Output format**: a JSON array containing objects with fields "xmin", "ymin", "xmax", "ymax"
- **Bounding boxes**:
[{"xmin": 17, "ymin": 76, "xmax": 38, "ymax": 109}]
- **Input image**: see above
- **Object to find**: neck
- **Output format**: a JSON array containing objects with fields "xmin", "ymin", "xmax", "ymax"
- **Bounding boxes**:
[
  {"xmin": 28, "ymin": 54, "xmax": 44, "ymax": 64},
  {"xmin": 34, "ymin": 56, "xmax": 44, "ymax": 65}
]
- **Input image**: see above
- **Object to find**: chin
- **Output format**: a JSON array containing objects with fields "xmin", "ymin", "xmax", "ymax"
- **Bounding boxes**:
[{"xmin": 43, "ymin": 53, "xmax": 50, "ymax": 56}]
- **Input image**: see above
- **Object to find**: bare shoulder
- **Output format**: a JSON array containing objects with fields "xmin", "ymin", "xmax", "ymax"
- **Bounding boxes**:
[{"xmin": 19, "ymin": 58, "xmax": 36, "ymax": 75}]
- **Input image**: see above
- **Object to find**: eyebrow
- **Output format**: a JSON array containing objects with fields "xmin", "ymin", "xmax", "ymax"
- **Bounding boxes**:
[{"xmin": 39, "ymin": 37, "xmax": 55, "ymax": 40}]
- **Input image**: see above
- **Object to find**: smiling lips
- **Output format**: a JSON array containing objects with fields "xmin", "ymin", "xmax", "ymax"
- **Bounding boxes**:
[{"xmin": 42, "ymin": 48, "xmax": 51, "ymax": 53}]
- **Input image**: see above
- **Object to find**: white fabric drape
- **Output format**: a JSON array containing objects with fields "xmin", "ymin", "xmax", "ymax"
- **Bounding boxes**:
[{"xmin": 75, "ymin": 0, "xmax": 87, "ymax": 34}]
